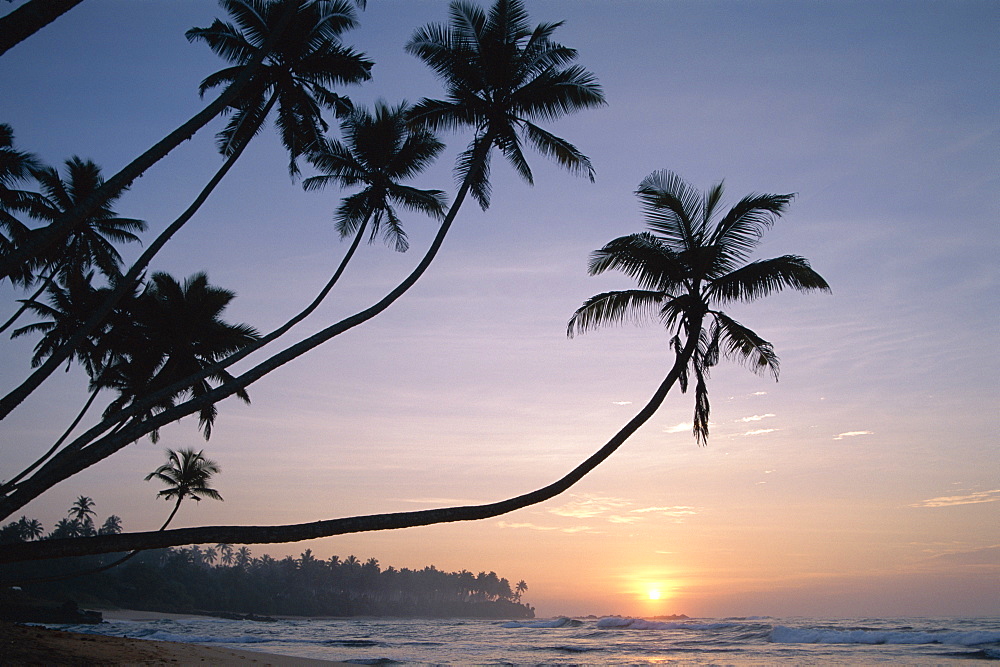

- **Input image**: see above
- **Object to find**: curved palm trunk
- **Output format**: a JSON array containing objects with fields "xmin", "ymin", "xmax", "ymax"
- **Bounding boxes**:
[
  {"xmin": 0, "ymin": 0, "xmax": 85, "ymax": 56},
  {"xmin": 0, "ymin": 1, "xmax": 297, "ymax": 280},
  {"xmin": 0, "ymin": 385, "xmax": 101, "ymax": 496},
  {"xmin": 0, "ymin": 276, "xmax": 50, "ymax": 335},
  {"xmin": 0, "ymin": 316, "xmax": 704, "ymax": 563},
  {"xmin": 0, "ymin": 136, "xmax": 492, "ymax": 520},
  {"xmin": 231, "ymin": 211, "xmax": 372, "ymax": 356},
  {"xmin": 0, "ymin": 92, "xmax": 279, "ymax": 421}
]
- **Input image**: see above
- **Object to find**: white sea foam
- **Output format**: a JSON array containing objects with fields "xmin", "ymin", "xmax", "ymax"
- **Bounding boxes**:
[
  {"xmin": 596, "ymin": 617, "xmax": 735, "ymax": 631},
  {"xmin": 502, "ymin": 617, "xmax": 582, "ymax": 628},
  {"xmin": 771, "ymin": 625, "xmax": 1000, "ymax": 646}
]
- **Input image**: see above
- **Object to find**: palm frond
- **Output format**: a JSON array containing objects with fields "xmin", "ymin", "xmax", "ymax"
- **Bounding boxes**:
[
  {"xmin": 520, "ymin": 121, "xmax": 595, "ymax": 182},
  {"xmin": 566, "ymin": 289, "xmax": 663, "ymax": 338},
  {"xmin": 711, "ymin": 312, "xmax": 779, "ymax": 379},
  {"xmin": 708, "ymin": 192, "xmax": 794, "ymax": 275},
  {"xmin": 587, "ymin": 232, "xmax": 687, "ymax": 292},
  {"xmin": 708, "ymin": 254, "xmax": 831, "ymax": 303}
]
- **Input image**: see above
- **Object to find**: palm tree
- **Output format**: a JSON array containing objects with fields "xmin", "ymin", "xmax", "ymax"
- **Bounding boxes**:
[
  {"xmin": 218, "ymin": 543, "xmax": 235, "ymax": 566},
  {"xmin": 0, "ymin": 172, "xmax": 832, "ymax": 562},
  {"xmin": 405, "ymin": 0, "xmax": 606, "ymax": 209},
  {"xmin": 187, "ymin": 0, "xmax": 373, "ymax": 175},
  {"xmin": 0, "ymin": 0, "xmax": 370, "ymax": 419},
  {"xmin": 68, "ymin": 495, "xmax": 95, "ymax": 525},
  {"xmin": 17, "ymin": 516, "xmax": 44, "ymax": 541},
  {"xmin": 1, "ymin": 158, "xmax": 146, "ymax": 336},
  {"xmin": 304, "ymin": 100, "xmax": 447, "ymax": 254},
  {"xmin": 98, "ymin": 515, "xmax": 122, "ymax": 535},
  {"xmin": 0, "ymin": 0, "xmax": 306, "ymax": 279},
  {"xmin": 0, "ymin": 123, "xmax": 43, "ymax": 287},
  {"xmin": 515, "ymin": 579, "xmax": 527, "ymax": 602},
  {"xmin": 145, "ymin": 448, "xmax": 223, "ymax": 530},
  {"xmin": 568, "ymin": 170, "xmax": 830, "ymax": 442},
  {"xmin": 97, "ymin": 271, "xmax": 260, "ymax": 442},
  {"xmin": 25, "ymin": 157, "xmax": 146, "ymax": 283},
  {"xmin": 0, "ymin": 0, "xmax": 607, "ymax": 524}
]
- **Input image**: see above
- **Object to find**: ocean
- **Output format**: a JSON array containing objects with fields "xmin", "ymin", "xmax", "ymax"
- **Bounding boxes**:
[{"xmin": 51, "ymin": 615, "xmax": 1000, "ymax": 664}]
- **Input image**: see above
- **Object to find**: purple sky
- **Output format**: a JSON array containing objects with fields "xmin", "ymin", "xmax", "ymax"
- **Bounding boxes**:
[{"xmin": 1, "ymin": 0, "xmax": 997, "ymax": 617}]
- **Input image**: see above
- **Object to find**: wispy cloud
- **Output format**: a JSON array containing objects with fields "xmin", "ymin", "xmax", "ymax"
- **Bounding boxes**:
[
  {"xmin": 630, "ymin": 506, "xmax": 697, "ymax": 518},
  {"xmin": 834, "ymin": 430, "xmax": 873, "ymax": 440},
  {"xmin": 612, "ymin": 401, "xmax": 633, "ymax": 406},
  {"xmin": 550, "ymin": 495, "xmax": 633, "ymax": 519},
  {"xmin": 664, "ymin": 422, "xmax": 693, "ymax": 434},
  {"xmin": 751, "ymin": 391, "xmax": 768, "ymax": 396},
  {"xmin": 737, "ymin": 413, "xmax": 775, "ymax": 423},
  {"xmin": 549, "ymin": 495, "xmax": 698, "ymax": 525},
  {"xmin": 910, "ymin": 489, "xmax": 1000, "ymax": 508},
  {"xmin": 496, "ymin": 521, "xmax": 599, "ymax": 534},
  {"xmin": 744, "ymin": 428, "xmax": 777, "ymax": 436}
]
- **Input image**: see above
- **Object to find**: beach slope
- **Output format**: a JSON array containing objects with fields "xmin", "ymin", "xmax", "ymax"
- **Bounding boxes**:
[{"xmin": 0, "ymin": 621, "xmax": 340, "ymax": 665}]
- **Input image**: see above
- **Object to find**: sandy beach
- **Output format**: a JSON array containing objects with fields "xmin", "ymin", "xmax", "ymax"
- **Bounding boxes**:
[{"xmin": 0, "ymin": 609, "xmax": 345, "ymax": 665}]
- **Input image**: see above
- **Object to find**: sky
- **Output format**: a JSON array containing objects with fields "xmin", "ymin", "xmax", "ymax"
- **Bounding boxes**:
[{"xmin": 1, "ymin": 0, "xmax": 998, "ymax": 618}]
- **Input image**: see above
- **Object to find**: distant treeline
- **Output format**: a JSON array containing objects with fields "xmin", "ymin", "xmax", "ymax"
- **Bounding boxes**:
[{"xmin": 3, "ymin": 543, "xmax": 534, "ymax": 619}]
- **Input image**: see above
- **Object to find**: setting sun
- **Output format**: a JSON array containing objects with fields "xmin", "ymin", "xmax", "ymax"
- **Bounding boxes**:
[{"xmin": 648, "ymin": 589, "xmax": 662, "ymax": 600}]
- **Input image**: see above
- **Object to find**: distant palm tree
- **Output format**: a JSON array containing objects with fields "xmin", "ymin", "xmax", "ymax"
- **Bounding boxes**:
[
  {"xmin": 568, "ymin": 171, "xmax": 831, "ymax": 442},
  {"xmin": 235, "ymin": 545, "xmax": 252, "ymax": 569},
  {"xmin": 515, "ymin": 579, "xmax": 527, "ymax": 602},
  {"xmin": 17, "ymin": 516, "xmax": 44, "ymax": 541},
  {"xmin": 217, "ymin": 542, "xmax": 235, "ymax": 566},
  {"xmin": 145, "ymin": 448, "xmax": 223, "ymax": 530},
  {"xmin": 68, "ymin": 495, "xmax": 95, "ymax": 525},
  {"xmin": 98, "ymin": 515, "xmax": 122, "ymax": 535}
]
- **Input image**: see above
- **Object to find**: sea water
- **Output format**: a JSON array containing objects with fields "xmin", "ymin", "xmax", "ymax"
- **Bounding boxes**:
[{"xmin": 51, "ymin": 615, "xmax": 1000, "ymax": 664}]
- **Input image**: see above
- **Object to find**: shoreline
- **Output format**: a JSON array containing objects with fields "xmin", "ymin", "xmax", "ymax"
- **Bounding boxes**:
[{"xmin": 0, "ymin": 615, "xmax": 348, "ymax": 666}]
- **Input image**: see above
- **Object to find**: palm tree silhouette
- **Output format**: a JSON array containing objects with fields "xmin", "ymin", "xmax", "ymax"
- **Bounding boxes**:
[
  {"xmin": 568, "ymin": 170, "xmax": 830, "ymax": 442},
  {"xmin": 0, "ymin": 0, "xmax": 314, "ymax": 278},
  {"xmin": 187, "ymin": 0, "xmax": 373, "ymax": 176},
  {"xmin": 0, "ymin": 123, "xmax": 43, "ymax": 288},
  {"xmin": 0, "ymin": 0, "xmax": 608, "ymax": 521},
  {"xmin": 0, "ymin": 0, "xmax": 370, "ymax": 419},
  {"xmin": 0, "ymin": 172, "xmax": 832, "ymax": 560},
  {"xmin": 145, "ymin": 448, "xmax": 223, "ymax": 530},
  {"xmin": 304, "ymin": 100, "xmax": 447, "ymax": 254},
  {"xmin": 68, "ymin": 495, "xmax": 95, "ymax": 524},
  {"xmin": 97, "ymin": 272, "xmax": 259, "ymax": 442},
  {"xmin": 406, "ymin": 0, "xmax": 605, "ymax": 209},
  {"xmin": 1, "ymin": 158, "xmax": 145, "ymax": 335}
]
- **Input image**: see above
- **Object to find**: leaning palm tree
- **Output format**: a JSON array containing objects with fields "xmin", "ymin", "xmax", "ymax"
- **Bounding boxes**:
[
  {"xmin": 145, "ymin": 448, "xmax": 223, "ymax": 530},
  {"xmin": 304, "ymin": 100, "xmax": 448, "ymax": 254},
  {"xmin": 97, "ymin": 272, "xmax": 260, "ymax": 442},
  {"xmin": 406, "ymin": 0, "xmax": 605, "ymax": 211},
  {"xmin": 187, "ymin": 0, "xmax": 373, "ymax": 175},
  {"xmin": 0, "ymin": 158, "xmax": 146, "ymax": 336},
  {"xmin": 0, "ymin": 0, "xmax": 608, "ymax": 522},
  {"xmin": 568, "ymin": 171, "xmax": 831, "ymax": 442},
  {"xmin": 0, "ymin": 0, "xmax": 371, "ymax": 420},
  {"xmin": 0, "ymin": 171, "xmax": 832, "ymax": 561}
]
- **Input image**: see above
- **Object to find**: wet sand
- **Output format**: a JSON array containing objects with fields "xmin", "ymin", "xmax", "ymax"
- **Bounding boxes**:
[{"xmin": 0, "ymin": 617, "xmax": 345, "ymax": 665}]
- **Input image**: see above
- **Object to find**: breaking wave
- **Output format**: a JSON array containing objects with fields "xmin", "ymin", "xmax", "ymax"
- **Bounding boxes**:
[{"xmin": 771, "ymin": 625, "xmax": 1000, "ymax": 646}]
